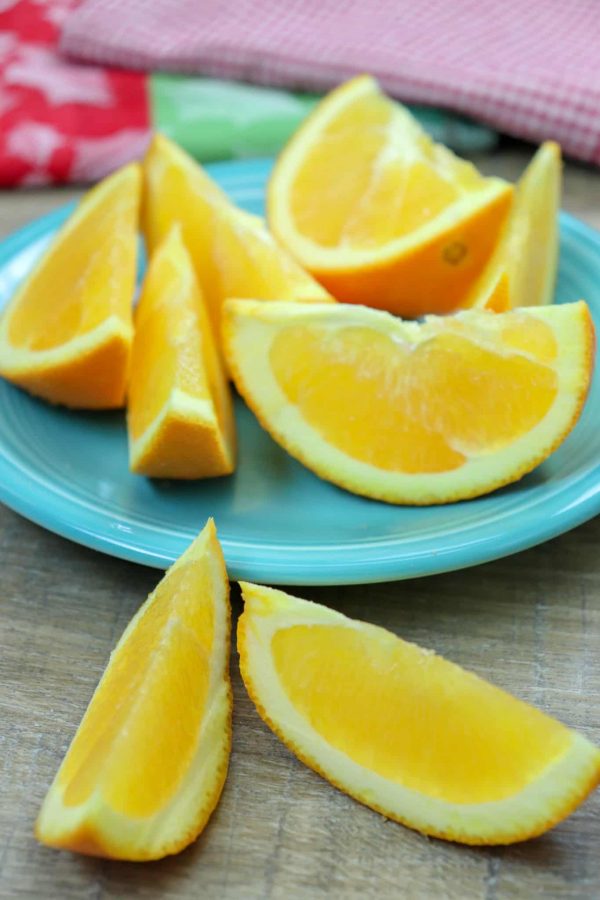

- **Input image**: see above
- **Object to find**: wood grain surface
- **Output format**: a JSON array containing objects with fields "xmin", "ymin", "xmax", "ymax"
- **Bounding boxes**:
[{"xmin": 1, "ymin": 144, "xmax": 600, "ymax": 900}]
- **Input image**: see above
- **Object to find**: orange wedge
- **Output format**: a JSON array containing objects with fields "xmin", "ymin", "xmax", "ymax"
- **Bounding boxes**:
[
  {"xmin": 127, "ymin": 224, "xmax": 235, "ymax": 479},
  {"xmin": 143, "ymin": 134, "xmax": 333, "ymax": 338},
  {"xmin": 267, "ymin": 75, "xmax": 513, "ymax": 318},
  {"xmin": 0, "ymin": 164, "xmax": 140, "ymax": 409},
  {"xmin": 238, "ymin": 582, "xmax": 600, "ymax": 845},
  {"xmin": 224, "ymin": 299, "xmax": 594, "ymax": 504},
  {"xmin": 36, "ymin": 520, "xmax": 232, "ymax": 861},
  {"xmin": 467, "ymin": 142, "xmax": 561, "ymax": 312}
]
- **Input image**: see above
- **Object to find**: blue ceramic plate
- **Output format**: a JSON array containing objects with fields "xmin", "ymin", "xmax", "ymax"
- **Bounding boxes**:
[{"xmin": 1, "ymin": 159, "xmax": 599, "ymax": 585}]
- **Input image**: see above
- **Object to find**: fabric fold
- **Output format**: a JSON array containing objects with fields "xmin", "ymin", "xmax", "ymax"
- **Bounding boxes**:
[{"xmin": 60, "ymin": 0, "xmax": 600, "ymax": 165}]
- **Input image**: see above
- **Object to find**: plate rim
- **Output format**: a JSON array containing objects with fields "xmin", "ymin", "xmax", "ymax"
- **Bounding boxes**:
[{"xmin": 1, "ymin": 158, "xmax": 599, "ymax": 584}]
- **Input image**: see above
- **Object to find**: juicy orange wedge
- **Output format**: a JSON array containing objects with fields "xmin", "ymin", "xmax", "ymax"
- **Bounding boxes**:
[
  {"xmin": 143, "ymin": 134, "xmax": 333, "ymax": 338},
  {"xmin": 35, "ymin": 520, "xmax": 232, "ymax": 861},
  {"xmin": 238, "ymin": 582, "xmax": 600, "ymax": 845},
  {"xmin": 468, "ymin": 142, "xmax": 561, "ymax": 312},
  {"xmin": 224, "ymin": 299, "xmax": 594, "ymax": 504},
  {"xmin": 127, "ymin": 223, "xmax": 235, "ymax": 479},
  {"xmin": 267, "ymin": 75, "xmax": 513, "ymax": 318},
  {"xmin": 0, "ymin": 163, "xmax": 140, "ymax": 408}
]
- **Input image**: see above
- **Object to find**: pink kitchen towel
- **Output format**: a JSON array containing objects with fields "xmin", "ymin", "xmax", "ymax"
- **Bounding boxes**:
[{"xmin": 60, "ymin": 0, "xmax": 600, "ymax": 165}]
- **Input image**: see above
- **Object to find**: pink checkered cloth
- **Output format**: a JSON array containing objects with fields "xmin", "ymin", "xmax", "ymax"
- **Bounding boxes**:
[{"xmin": 61, "ymin": 0, "xmax": 600, "ymax": 165}]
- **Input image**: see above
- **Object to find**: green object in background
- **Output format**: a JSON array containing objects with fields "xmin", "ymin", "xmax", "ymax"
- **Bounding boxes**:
[
  {"xmin": 150, "ymin": 73, "xmax": 498, "ymax": 162},
  {"xmin": 409, "ymin": 105, "xmax": 498, "ymax": 154},
  {"xmin": 150, "ymin": 75, "xmax": 318, "ymax": 160}
]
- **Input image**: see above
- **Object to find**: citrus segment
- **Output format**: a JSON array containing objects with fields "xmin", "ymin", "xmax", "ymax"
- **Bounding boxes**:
[
  {"xmin": 143, "ymin": 135, "xmax": 225, "ymax": 328},
  {"xmin": 143, "ymin": 134, "xmax": 333, "ymax": 337},
  {"xmin": 224, "ymin": 300, "xmax": 593, "ymax": 504},
  {"xmin": 36, "ymin": 520, "xmax": 232, "ymax": 861},
  {"xmin": 213, "ymin": 206, "xmax": 333, "ymax": 309},
  {"xmin": 468, "ymin": 142, "xmax": 561, "ymax": 311},
  {"xmin": 238, "ymin": 582, "xmax": 600, "ymax": 844},
  {"xmin": 127, "ymin": 224, "xmax": 235, "ymax": 479},
  {"xmin": 267, "ymin": 75, "xmax": 513, "ymax": 317},
  {"xmin": 0, "ymin": 164, "xmax": 140, "ymax": 408}
]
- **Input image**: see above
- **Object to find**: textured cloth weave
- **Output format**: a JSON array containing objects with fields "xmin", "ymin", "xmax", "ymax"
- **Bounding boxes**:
[
  {"xmin": 61, "ymin": 0, "xmax": 600, "ymax": 165},
  {"xmin": 0, "ymin": 1, "xmax": 497, "ymax": 186},
  {"xmin": 0, "ymin": 0, "xmax": 149, "ymax": 186}
]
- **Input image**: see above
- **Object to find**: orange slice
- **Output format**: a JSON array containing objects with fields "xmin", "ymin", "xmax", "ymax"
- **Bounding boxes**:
[
  {"xmin": 467, "ymin": 142, "xmax": 561, "ymax": 312},
  {"xmin": 0, "ymin": 164, "xmax": 140, "ymax": 409},
  {"xmin": 224, "ymin": 299, "xmax": 594, "ymax": 504},
  {"xmin": 267, "ymin": 75, "xmax": 513, "ymax": 318},
  {"xmin": 143, "ymin": 134, "xmax": 333, "ymax": 338},
  {"xmin": 127, "ymin": 224, "xmax": 235, "ymax": 479},
  {"xmin": 36, "ymin": 520, "xmax": 232, "ymax": 861},
  {"xmin": 238, "ymin": 582, "xmax": 600, "ymax": 845}
]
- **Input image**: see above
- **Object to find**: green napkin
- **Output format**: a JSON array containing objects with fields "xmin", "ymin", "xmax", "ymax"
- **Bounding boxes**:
[{"xmin": 150, "ymin": 74, "xmax": 498, "ymax": 162}]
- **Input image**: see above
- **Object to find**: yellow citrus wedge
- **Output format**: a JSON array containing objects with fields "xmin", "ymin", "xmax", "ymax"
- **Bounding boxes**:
[
  {"xmin": 35, "ymin": 520, "xmax": 232, "ymax": 861},
  {"xmin": 212, "ymin": 205, "xmax": 333, "ymax": 310},
  {"xmin": 267, "ymin": 75, "xmax": 513, "ymax": 318},
  {"xmin": 143, "ymin": 134, "xmax": 333, "ymax": 337},
  {"xmin": 467, "ymin": 142, "xmax": 561, "ymax": 312},
  {"xmin": 238, "ymin": 582, "xmax": 600, "ymax": 845},
  {"xmin": 127, "ymin": 223, "xmax": 235, "ymax": 479},
  {"xmin": 224, "ymin": 299, "xmax": 594, "ymax": 505},
  {"xmin": 0, "ymin": 163, "xmax": 140, "ymax": 409}
]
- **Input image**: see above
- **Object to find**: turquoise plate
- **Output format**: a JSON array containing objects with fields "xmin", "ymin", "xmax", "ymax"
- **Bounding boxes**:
[{"xmin": 0, "ymin": 159, "xmax": 599, "ymax": 585}]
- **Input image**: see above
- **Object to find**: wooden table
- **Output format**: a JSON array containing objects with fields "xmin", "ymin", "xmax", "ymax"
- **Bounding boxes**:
[{"xmin": 1, "ymin": 145, "xmax": 600, "ymax": 900}]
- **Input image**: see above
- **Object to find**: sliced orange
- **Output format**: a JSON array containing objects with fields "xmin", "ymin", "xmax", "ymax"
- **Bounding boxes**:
[
  {"xmin": 238, "ymin": 582, "xmax": 600, "ymax": 845},
  {"xmin": 267, "ymin": 75, "xmax": 513, "ymax": 318},
  {"xmin": 467, "ymin": 142, "xmax": 561, "ymax": 312},
  {"xmin": 36, "ymin": 520, "xmax": 232, "ymax": 861},
  {"xmin": 0, "ymin": 164, "xmax": 140, "ymax": 409},
  {"xmin": 224, "ymin": 299, "xmax": 594, "ymax": 504},
  {"xmin": 127, "ymin": 224, "xmax": 235, "ymax": 479},
  {"xmin": 212, "ymin": 205, "xmax": 332, "ymax": 311},
  {"xmin": 143, "ymin": 134, "xmax": 333, "ymax": 337}
]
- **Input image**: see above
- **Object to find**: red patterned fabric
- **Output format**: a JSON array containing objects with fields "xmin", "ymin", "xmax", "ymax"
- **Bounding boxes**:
[
  {"xmin": 61, "ymin": 0, "xmax": 600, "ymax": 166},
  {"xmin": 0, "ymin": 0, "xmax": 149, "ymax": 186}
]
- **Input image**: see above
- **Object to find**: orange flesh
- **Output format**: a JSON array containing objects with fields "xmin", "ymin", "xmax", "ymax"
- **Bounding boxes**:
[
  {"xmin": 212, "ymin": 211, "xmax": 331, "ymax": 304},
  {"xmin": 342, "ymin": 161, "xmax": 457, "ymax": 247},
  {"xmin": 290, "ymin": 96, "xmax": 392, "ymax": 246},
  {"xmin": 214, "ymin": 215, "xmax": 279, "ymax": 300},
  {"xmin": 9, "ymin": 183, "xmax": 136, "ymax": 351},
  {"xmin": 312, "ymin": 188, "xmax": 512, "ymax": 318},
  {"xmin": 500, "ymin": 315, "xmax": 558, "ymax": 362},
  {"xmin": 482, "ymin": 273, "xmax": 512, "ymax": 312},
  {"xmin": 272, "ymin": 624, "xmax": 571, "ymax": 803},
  {"xmin": 504, "ymin": 144, "xmax": 560, "ymax": 309},
  {"xmin": 144, "ymin": 143, "xmax": 223, "ymax": 328},
  {"xmin": 466, "ymin": 144, "xmax": 560, "ymax": 313},
  {"xmin": 59, "ymin": 557, "xmax": 214, "ymax": 817},
  {"xmin": 128, "ymin": 244, "xmax": 224, "ymax": 441},
  {"xmin": 289, "ymin": 92, "xmax": 480, "ymax": 251},
  {"xmin": 270, "ymin": 323, "xmax": 557, "ymax": 473},
  {"xmin": 144, "ymin": 137, "xmax": 331, "ymax": 340}
]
